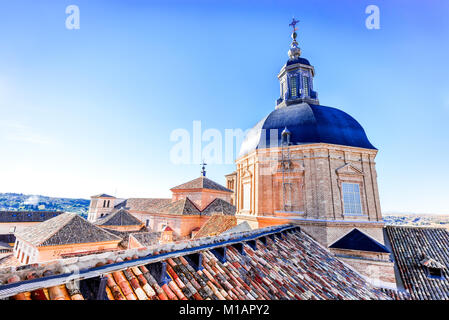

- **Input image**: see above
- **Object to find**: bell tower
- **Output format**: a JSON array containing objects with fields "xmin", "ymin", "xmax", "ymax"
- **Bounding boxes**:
[{"xmin": 276, "ymin": 18, "xmax": 319, "ymax": 108}]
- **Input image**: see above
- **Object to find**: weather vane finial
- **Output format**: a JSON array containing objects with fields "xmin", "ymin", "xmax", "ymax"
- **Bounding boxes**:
[
  {"xmin": 289, "ymin": 17, "xmax": 300, "ymax": 31},
  {"xmin": 201, "ymin": 161, "xmax": 207, "ymax": 177},
  {"xmin": 288, "ymin": 17, "xmax": 301, "ymax": 59}
]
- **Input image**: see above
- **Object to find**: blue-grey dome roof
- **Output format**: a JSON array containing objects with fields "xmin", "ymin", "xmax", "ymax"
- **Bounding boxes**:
[
  {"xmin": 239, "ymin": 103, "xmax": 376, "ymax": 157},
  {"xmin": 286, "ymin": 57, "xmax": 310, "ymax": 66}
]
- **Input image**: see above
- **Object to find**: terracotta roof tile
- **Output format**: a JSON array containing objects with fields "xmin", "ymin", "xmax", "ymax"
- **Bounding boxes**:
[
  {"xmin": 386, "ymin": 226, "xmax": 449, "ymax": 299},
  {"xmin": 16, "ymin": 213, "xmax": 122, "ymax": 246},
  {"xmin": 116, "ymin": 198, "xmax": 171, "ymax": 213},
  {"xmin": 171, "ymin": 177, "xmax": 232, "ymax": 193},
  {"xmin": 94, "ymin": 209, "xmax": 143, "ymax": 227},
  {"xmin": 130, "ymin": 232, "xmax": 161, "ymax": 247},
  {"xmin": 0, "ymin": 211, "xmax": 63, "ymax": 223},
  {"xmin": 193, "ymin": 215, "xmax": 237, "ymax": 239},
  {"xmin": 0, "ymin": 226, "xmax": 390, "ymax": 300},
  {"xmin": 201, "ymin": 198, "xmax": 236, "ymax": 216},
  {"xmin": 159, "ymin": 198, "xmax": 201, "ymax": 215}
]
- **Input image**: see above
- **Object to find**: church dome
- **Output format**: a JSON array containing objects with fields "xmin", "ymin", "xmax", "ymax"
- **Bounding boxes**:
[{"xmin": 239, "ymin": 103, "xmax": 376, "ymax": 157}]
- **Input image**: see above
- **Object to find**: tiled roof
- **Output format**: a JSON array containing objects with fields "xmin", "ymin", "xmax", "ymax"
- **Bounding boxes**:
[
  {"xmin": 171, "ymin": 177, "xmax": 232, "ymax": 193},
  {"xmin": 92, "ymin": 194, "xmax": 115, "ymax": 198},
  {"xmin": 159, "ymin": 198, "xmax": 201, "ymax": 216},
  {"xmin": 0, "ymin": 254, "xmax": 20, "ymax": 268},
  {"xmin": 380, "ymin": 288, "xmax": 411, "ymax": 300},
  {"xmin": 130, "ymin": 232, "xmax": 161, "ymax": 248},
  {"xmin": 104, "ymin": 227, "xmax": 149, "ymax": 249},
  {"xmin": 0, "ymin": 211, "xmax": 63, "ymax": 223},
  {"xmin": 201, "ymin": 198, "xmax": 236, "ymax": 216},
  {"xmin": 0, "ymin": 225, "xmax": 390, "ymax": 300},
  {"xmin": 115, "ymin": 198, "xmax": 172, "ymax": 213},
  {"xmin": 94, "ymin": 209, "xmax": 143, "ymax": 227},
  {"xmin": 0, "ymin": 242, "xmax": 12, "ymax": 249},
  {"xmin": 15, "ymin": 213, "xmax": 122, "ymax": 247},
  {"xmin": 223, "ymin": 222, "xmax": 252, "ymax": 235},
  {"xmin": 329, "ymin": 228, "xmax": 390, "ymax": 253},
  {"xmin": 385, "ymin": 226, "xmax": 449, "ymax": 300},
  {"xmin": 0, "ymin": 234, "xmax": 16, "ymax": 244},
  {"xmin": 192, "ymin": 215, "xmax": 237, "ymax": 239},
  {"xmin": 420, "ymin": 257, "xmax": 446, "ymax": 269}
]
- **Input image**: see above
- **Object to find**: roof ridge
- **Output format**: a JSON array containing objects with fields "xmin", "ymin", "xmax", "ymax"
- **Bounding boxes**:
[
  {"xmin": 171, "ymin": 176, "xmax": 232, "ymax": 193},
  {"xmin": 183, "ymin": 197, "xmax": 201, "ymax": 213},
  {"xmin": 201, "ymin": 198, "xmax": 225, "ymax": 213}
]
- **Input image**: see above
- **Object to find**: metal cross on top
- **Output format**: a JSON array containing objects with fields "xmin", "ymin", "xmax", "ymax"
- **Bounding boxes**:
[
  {"xmin": 201, "ymin": 161, "xmax": 207, "ymax": 177},
  {"xmin": 289, "ymin": 18, "xmax": 300, "ymax": 31}
]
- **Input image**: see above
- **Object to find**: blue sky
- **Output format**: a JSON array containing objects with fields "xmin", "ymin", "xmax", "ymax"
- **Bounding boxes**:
[{"xmin": 0, "ymin": 0, "xmax": 448, "ymax": 214}]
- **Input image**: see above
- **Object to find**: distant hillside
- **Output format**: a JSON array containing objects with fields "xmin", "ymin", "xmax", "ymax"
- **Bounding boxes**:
[
  {"xmin": 383, "ymin": 213, "xmax": 449, "ymax": 230},
  {"xmin": 0, "ymin": 193, "xmax": 90, "ymax": 217}
]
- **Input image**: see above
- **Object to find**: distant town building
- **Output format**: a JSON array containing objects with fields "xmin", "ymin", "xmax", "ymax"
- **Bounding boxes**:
[
  {"xmin": 13, "ymin": 213, "xmax": 122, "ymax": 263},
  {"xmin": 88, "ymin": 174, "xmax": 235, "ymax": 240},
  {"xmin": 0, "ymin": 211, "xmax": 63, "ymax": 234},
  {"xmin": 87, "ymin": 194, "xmax": 122, "ymax": 222}
]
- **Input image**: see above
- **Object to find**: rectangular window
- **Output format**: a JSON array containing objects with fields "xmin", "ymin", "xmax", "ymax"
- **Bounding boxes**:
[
  {"xmin": 302, "ymin": 76, "xmax": 309, "ymax": 96},
  {"xmin": 243, "ymin": 183, "xmax": 251, "ymax": 211},
  {"xmin": 342, "ymin": 182, "xmax": 363, "ymax": 215},
  {"xmin": 290, "ymin": 77, "xmax": 297, "ymax": 98}
]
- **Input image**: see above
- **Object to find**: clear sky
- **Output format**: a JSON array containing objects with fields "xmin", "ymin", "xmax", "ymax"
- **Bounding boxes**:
[{"xmin": 0, "ymin": 0, "xmax": 448, "ymax": 214}]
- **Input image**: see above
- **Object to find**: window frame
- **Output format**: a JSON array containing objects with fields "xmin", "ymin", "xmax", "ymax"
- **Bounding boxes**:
[
  {"xmin": 341, "ymin": 182, "xmax": 363, "ymax": 216},
  {"xmin": 290, "ymin": 76, "xmax": 298, "ymax": 98},
  {"xmin": 302, "ymin": 75, "xmax": 309, "ymax": 97}
]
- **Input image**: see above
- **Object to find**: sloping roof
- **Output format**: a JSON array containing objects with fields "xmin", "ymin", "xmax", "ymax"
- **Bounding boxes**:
[
  {"xmin": 158, "ymin": 198, "xmax": 201, "ymax": 216},
  {"xmin": 385, "ymin": 226, "xmax": 449, "ymax": 300},
  {"xmin": 0, "ymin": 254, "xmax": 20, "ymax": 268},
  {"xmin": 130, "ymin": 232, "xmax": 161, "ymax": 247},
  {"xmin": 94, "ymin": 209, "xmax": 143, "ymax": 227},
  {"xmin": 103, "ymin": 227, "xmax": 148, "ymax": 249},
  {"xmin": 15, "ymin": 213, "xmax": 122, "ymax": 247},
  {"xmin": 420, "ymin": 257, "xmax": 445, "ymax": 269},
  {"xmin": 0, "ymin": 242, "xmax": 11, "ymax": 250},
  {"xmin": 0, "ymin": 234, "xmax": 16, "ymax": 244},
  {"xmin": 192, "ymin": 215, "xmax": 238, "ymax": 239},
  {"xmin": 0, "ymin": 225, "xmax": 390, "ymax": 300},
  {"xmin": 115, "ymin": 198, "xmax": 171, "ymax": 213},
  {"xmin": 171, "ymin": 176, "xmax": 232, "ymax": 193},
  {"xmin": 0, "ymin": 211, "xmax": 63, "ymax": 223},
  {"xmin": 329, "ymin": 228, "xmax": 389, "ymax": 253},
  {"xmin": 222, "ymin": 221, "xmax": 252, "ymax": 235},
  {"xmin": 201, "ymin": 198, "xmax": 236, "ymax": 216},
  {"xmin": 92, "ymin": 194, "xmax": 115, "ymax": 198}
]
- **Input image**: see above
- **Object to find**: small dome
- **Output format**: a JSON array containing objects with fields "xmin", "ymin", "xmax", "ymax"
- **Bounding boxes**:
[
  {"xmin": 281, "ymin": 127, "xmax": 291, "ymax": 136},
  {"xmin": 286, "ymin": 57, "xmax": 310, "ymax": 66},
  {"xmin": 239, "ymin": 103, "xmax": 376, "ymax": 157}
]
